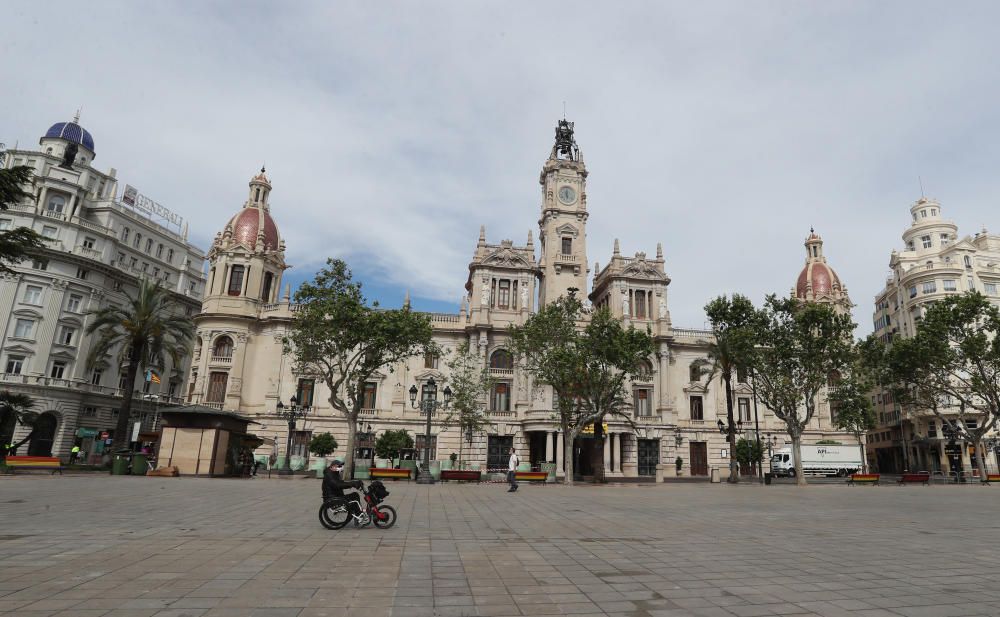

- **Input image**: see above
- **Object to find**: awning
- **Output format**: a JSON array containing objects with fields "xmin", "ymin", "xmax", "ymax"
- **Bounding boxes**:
[{"xmin": 76, "ymin": 427, "xmax": 99, "ymax": 438}]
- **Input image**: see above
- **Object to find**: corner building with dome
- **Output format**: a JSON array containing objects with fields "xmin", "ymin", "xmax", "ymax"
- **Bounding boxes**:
[{"xmin": 190, "ymin": 121, "xmax": 856, "ymax": 480}]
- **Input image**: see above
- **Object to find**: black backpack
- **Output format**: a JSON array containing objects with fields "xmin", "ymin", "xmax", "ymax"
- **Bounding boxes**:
[{"xmin": 368, "ymin": 480, "xmax": 390, "ymax": 503}]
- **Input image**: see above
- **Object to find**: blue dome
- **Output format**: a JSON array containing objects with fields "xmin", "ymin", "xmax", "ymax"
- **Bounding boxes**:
[{"xmin": 44, "ymin": 121, "xmax": 95, "ymax": 152}]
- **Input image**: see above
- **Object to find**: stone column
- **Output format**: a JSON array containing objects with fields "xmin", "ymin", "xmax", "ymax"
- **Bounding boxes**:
[
  {"xmin": 556, "ymin": 431, "xmax": 564, "ymax": 477},
  {"xmin": 545, "ymin": 431, "xmax": 554, "ymax": 462},
  {"xmin": 603, "ymin": 434, "xmax": 611, "ymax": 471}
]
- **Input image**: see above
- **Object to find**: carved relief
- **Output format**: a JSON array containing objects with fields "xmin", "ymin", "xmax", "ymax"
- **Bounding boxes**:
[
  {"xmin": 481, "ymin": 277, "xmax": 490, "ymax": 305},
  {"xmin": 658, "ymin": 297, "xmax": 667, "ymax": 319},
  {"xmin": 482, "ymin": 248, "xmax": 532, "ymax": 269},
  {"xmin": 229, "ymin": 377, "xmax": 242, "ymax": 394}
]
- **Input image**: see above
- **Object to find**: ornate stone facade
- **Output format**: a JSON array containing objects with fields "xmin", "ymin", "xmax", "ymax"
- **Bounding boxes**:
[{"xmin": 191, "ymin": 122, "xmax": 854, "ymax": 479}]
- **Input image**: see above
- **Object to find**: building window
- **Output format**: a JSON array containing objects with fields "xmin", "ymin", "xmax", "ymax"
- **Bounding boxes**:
[
  {"xmin": 50, "ymin": 361, "xmax": 67, "ymax": 379},
  {"xmin": 22, "ymin": 285, "xmax": 42, "ymax": 304},
  {"xmin": 689, "ymin": 362, "xmax": 702, "ymax": 382},
  {"xmin": 228, "ymin": 265, "xmax": 245, "ymax": 296},
  {"xmin": 121, "ymin": 227, "xmax": 130, "ymax": 243},
  {"xmin": 213, "ymin": 336, "xmax": 234, "ymax": 358},
  {"xmin": 47, "ymin": 194, "xmax": 66, "ymax": 213},
  {"xmin": 363, "ymin": 382, "xmax": 377, "ymax": 409},
  {"xmin": 167, "ymin": 248, "xmax": 174, "ymax": 263},
  {"xmin": 295, "ymin": 378, "xmax": 315, "ymax": 407},
  {"xmin": 77, "ymin": 268, "xmax": 90, "ymax": 280},
  {"xmin": 119, "ymin": 373, "xmax": 129, "ymax": 390},
  {"xmin": 491, "ymin": 382, "xmax": 510, "ymax": 411},
  {"xmin": 133, "ymin": 233, "xmax": 142, "ymax": 249},
  {"xmin": 156, "ymin": 244, "xmax": 164, "ymax": 259},
  {"xmin": 922, "ymin": 281, "xmax": 936, "ymax": 294},
  {"xmin": 497, "ymin": 279, "xmax": 510, "ymax": 309},
  {"xmin": 41, "ymin": 225, "xmax": 58, "ymax": 239},
  {"xmin": 129, "ymin": 256, "xmax": 138, "ymax": 269},
  {"xmin": 921, "ymin": 235, "xmax": 932, "ymax": 249},
  {"xmin": 635, "ymin": 291, "xmax": 647, "ymax": 319},
  {"xmin": 920, "ymin": 209, "xmax": 927, "ymax": 218},
  {"xmin": 424, "ymin": 352, "xmax": 439, "ymax": 369},
  {"xmin": 490, "ymin": 349, "xmax": 513, "ymax": 370},
  {"xmin": 13, "ymin": 318, "xmax": 34, "ymax": 339},
  {"xmin": 0, "ymin": 219, "xmax": 12, "ymax": 231},
  {"xmin": 91, "ymin": 369, "xmax": 103, "ymax": 385},
  {"xmin": 30, "ymin": 258, "xmax": 47, "ymax": 270},
  {"xmin": 206, "ymin": 372, "xmax": 228, "ymax": 403},
  {"xmin": 908, "ymin": 285, "xmax": 917, "ymax": 299},
  {"xmin": 66, "ymin": 294, "xmax": 83, "ymax": 313},
  {"xmin": 736, "ymin": 366, "xmax": 747, "ymax": 383},
  {"xmin": 927, "ymin": 421, "xmax": 937, "ymax": 438},
  {"xmin": 943, "ymin": 279, "xmax": 957, "ymax": 292},
  {"xmin": 634, "ymin": 388, "xmax": 652, "ymax": 417},
  {"xmin": 965, "ymin": 255, "xmax": 973, "ymax": 269},
  {"xmin": 907, "ymin": 241, "xmax": 914, "ymax": 251},
  {"xmin": 967, "ymin": 276, "xmax": 975, "ymax": 291},
  {"xmin": 145, "ymin": 238, "xmax": 153, "ymax": 253},
  {"xmin": 141, "ymin": 262, "xmax": 149, "ymax": 273},
  {"xmin": 59, "ymin": 326, "xmax": 76, "ymax": 346},
  {"xmin": 262, "ymin": 272, "xmax": 274, "ymax": 302},
  {"xmin": 985, "ymin": 283, "xmax": 998, "ymax": 296},
  {"xmin": 5, "ymin": 355, "xmax": 25, "ymax": 375},
  {"xmin": 738, "ymin": 398, "xmax": 751, "ymax": 422},
  {"xmin": 415, "ymin": 435, "xmax": 437, "ymax": 462},
  {"xmin": 82, "ymin": 236, "xmax": 96, "ymax": 249},
  {"xmin": 82, "ymin": 406, "xmax": 97, "ymax": 417},
  {"xmin": 561, "ymin": 237, "xmax": 572, "ymax": 255},
  {"xmin": 690, "ymin": 395, "xmax": 704, "ymax": 421}
]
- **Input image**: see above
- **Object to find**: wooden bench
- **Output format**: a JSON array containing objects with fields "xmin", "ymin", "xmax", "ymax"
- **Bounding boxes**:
[
  {"xmin": 898, "ymin": 472, "xmax": 930, "ymax": 485},
  {"xmin": 4, "ymin": 456, "xmax": 63, "ymax": 475},
  {"xmin": 368, "ymin": 468, "xmax": 412, "ymax": 482},
  {"xmin": 440, "ymin": 469, "xmax": 482, "ymax": 483},
  {"xmin": 847, "ymin": 473, "xmax": 880, "ymax": 485},
  {"xmin": 981, "ymin": 474, "xmax": 1000, "ymax": 484},
  {"xmin": 514, "ymin": 471, "xmax": 549, "ymax": 483}
]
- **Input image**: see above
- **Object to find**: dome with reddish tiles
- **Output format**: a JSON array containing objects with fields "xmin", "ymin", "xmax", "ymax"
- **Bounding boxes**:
[
  {"xmin": 227, "ymin": 207, "xmax": 280, "ymax": 250},
  {"xmin": 795, "ymin": 229, "xmax": 846, "ymax": 302}
]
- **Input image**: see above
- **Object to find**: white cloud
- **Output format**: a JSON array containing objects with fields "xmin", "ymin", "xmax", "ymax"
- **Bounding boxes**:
[{"xmin": 3, "ymin": 1, "xmax": 1000, "ymax": 333}]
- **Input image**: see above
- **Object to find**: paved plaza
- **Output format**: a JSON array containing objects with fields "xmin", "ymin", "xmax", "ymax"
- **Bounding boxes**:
[{"xmin": 1, "ymin": 476, "xmax": 998, "ymax": 617}]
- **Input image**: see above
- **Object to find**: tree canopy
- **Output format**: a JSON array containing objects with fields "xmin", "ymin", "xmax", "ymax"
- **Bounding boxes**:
[
  {"xmin": 0, "ymin": 391, "xmax": 37, "ymax": 460},
  {"xmin": 0, "ymin": 166, "xmax": 49, "ymax": 274},
  {"xmin": 442, "ymin": 346, "xmax": 494, "ymax": 467},
  {"xmin": 285, "ymin": 259, "xmax": 434, "ymax": 478}
]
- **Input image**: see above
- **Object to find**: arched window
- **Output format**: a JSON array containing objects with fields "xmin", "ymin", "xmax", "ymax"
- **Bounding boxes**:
[
  {"xmin": 262, "ymin": 272, "xmax": 274, "ymax": 302},
  {"xmin": 635, "ymin": 359, "xmax": 654, "ymax": 380},
  {"xmin": 133, "ymin": 233, "xmax": 142, "ymax": 249},
  {"xmin": 213, "ymin": 336, "xmax": 234, "ymax": 359},
  {"xmin": 228, "ymin": 265, "xmax": 245, "ymax": 296},
  {"xmin": 490, "ymin": 349, "xmax": 513, "ymax": 370}
]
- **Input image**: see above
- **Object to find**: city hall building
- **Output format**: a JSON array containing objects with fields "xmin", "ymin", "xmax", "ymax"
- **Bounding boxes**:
[
  {"xmin": 0, "ymin": 117, "xmax": 207, "ymax": 461},
  {"xmin": 188, "ymin": 121, "xmax": 854, "ymax": 479}
]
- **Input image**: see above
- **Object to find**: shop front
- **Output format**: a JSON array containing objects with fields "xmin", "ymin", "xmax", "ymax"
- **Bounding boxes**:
[{"xmin": 157, "ymin": 406, "xmax": 261, "ymax": 477}]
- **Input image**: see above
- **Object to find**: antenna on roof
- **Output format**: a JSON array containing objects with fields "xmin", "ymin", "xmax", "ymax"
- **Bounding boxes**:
[
  {"xmin": 918, "ymin": 175, "xmax": 925, "ymax": 198},
  {"xmin": 562, "ymin": 101, "xmax": 566, "ymax": 119},
  {"xmin": 73, "ymin": 108, "xmax": 81, "ymax": 124}
]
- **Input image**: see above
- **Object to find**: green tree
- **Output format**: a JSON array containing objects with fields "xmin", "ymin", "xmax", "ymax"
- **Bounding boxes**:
[
  {"xmin": 702, "ymin": 294, "xmax": 759, "ymax": 484},
  {"xmin": 734, "ymin": 437, "xmax": 764, "ymax": 475},
  {"xmin": 0, "ymin": 391, "xmax": 37, "ymax": 460},
  {"xmin": 748, "ymin": 295, "xmax": 855, "ymax": 485},
  {"xmin": 284, "ymin": 259, "xmax": 434, "ymax": 479},
  {"xmin": 510, "ymin": 294, "xmax": 653, "ymax": 484},
  {"xmin": 374, "ymin": 429, "xmax": 414, "ymax": 461},
  {"xmin": 442, "ymin": 346, "xmax": 494, "ymax": 468},
  {"xmin": 828, "ymin": 361, "xmax": 876, "ymax": 472},
  {"xmin": 86, "ymin": 279, "xmax": 194, "ymax": 452},
  {"xmin": 308, "ymin": 432, "xmax": 339, "ymax": 457},
  {"xmin": 878, "ymin": 292, "xmax": 1000, "ymax": 478},
  {"xmin": 0, "ymin": 166, "xmax": 49, "ymax": 274}
]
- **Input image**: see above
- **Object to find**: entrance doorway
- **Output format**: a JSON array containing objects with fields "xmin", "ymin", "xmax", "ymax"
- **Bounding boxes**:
[
  {"xmin": 27, "ymin": 412, "xmax": 58, "ymax": 456},
  {"xmin": 528, "ymin": 432, "xmax": 547, "ymax": 466},
  {"xmin": 689, "ymin": 442, "xmax": 708, "ymax": 476},
  {"xmin": 487, "ymin": 435, "xmax": 513, "ymax": 472},
  {"xmin": 572, "ymin": 437, "xmax": 595, "ymax": 478},
  {"xmin": 637, "ymin": 439, "xmax": 659, "ymax": 476}
]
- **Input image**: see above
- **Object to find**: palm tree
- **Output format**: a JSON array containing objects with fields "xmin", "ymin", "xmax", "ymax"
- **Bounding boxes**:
[
  {"xmin": 0, "ymin": 391, "xmax": 37, "ymax": 460},
  {"xmin": 86, "ymin": 279, "xmax": 194, "ymax": 452}
]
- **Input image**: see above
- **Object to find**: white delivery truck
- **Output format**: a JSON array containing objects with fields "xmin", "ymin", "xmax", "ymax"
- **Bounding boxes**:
[{"xmin": 770, "ymin": 444, "xmax": 862, "ymax": 477}]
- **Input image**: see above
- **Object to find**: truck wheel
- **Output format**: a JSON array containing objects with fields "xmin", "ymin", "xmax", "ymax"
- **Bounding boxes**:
[
  {"xmin": 788, "ymin": 469, "xmax": 796, "ymax": 478},
  {"xmin": 837, "ymin": 469, "xmax": 847, "ymax": 477}
]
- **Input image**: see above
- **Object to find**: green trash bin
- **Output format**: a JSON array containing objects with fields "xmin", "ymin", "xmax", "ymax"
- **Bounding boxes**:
[
  {"xmin": 111, "ymin": 453, "xmax": 131, "ymax": 476},
  {"xmin": 131, "ymin": 453, "xmax": 148, "ymax": 476}
]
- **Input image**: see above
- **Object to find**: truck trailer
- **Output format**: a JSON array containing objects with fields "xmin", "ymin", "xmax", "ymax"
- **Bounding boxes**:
[{"xmin": 770, "ymin": 444, "xmax": 862, "ymax": 477}]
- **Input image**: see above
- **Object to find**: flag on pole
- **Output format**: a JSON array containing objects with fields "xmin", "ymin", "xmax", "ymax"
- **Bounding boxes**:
[{"xmin": 145, "ymin": 370, "xmax": 161, "ymax": 384}]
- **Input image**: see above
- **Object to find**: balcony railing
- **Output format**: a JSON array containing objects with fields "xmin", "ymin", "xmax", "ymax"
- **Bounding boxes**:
[
  {"xmin": 73, "ymin": 245, "xmax": 103, "ymax": 260},
  {"xmin": 210, "ymin": 355, "xmax": 233, "ymax": 365},
  {"xmin": 359, "ymin": 408, "xmax": 379, "ymax": 416},
  {"xmin": 488, "ymin": 410, "xmax": 516, "ymax": 418},
  {"xmin": 0, "ymin": 372, "xmax": 185, "ymax": 404},
  {"xmin": 490, "ymin": 368, "xmax": 514, "ymax": 377}
]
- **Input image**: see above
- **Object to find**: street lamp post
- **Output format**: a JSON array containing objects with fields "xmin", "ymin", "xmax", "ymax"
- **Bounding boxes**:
[
  {"xmin": 275, "ymin": 395, "xmax": 311, "ymax": 475},
  {"xmin": 718, "ymin": 417, "xmax": 744, "ymax": 482},
  {"xmin": 408, "ymin": 377, "xmax": 452, "ymax": 485}
]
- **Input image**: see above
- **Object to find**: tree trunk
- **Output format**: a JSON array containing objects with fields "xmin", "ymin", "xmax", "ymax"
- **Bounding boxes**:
[
  {"xmin": 343, "ymin": 408, "xmax": 358, "ymax": 480},
  {"xmin": 564, "ymin": 427, "xmax": 576, "ymax": 486},
  {"xmin": 458, "ymin": 431, "xmax": 464, "ymax": 469},
  {"xmin": 724, "ymin": 374, "xmax": 738, "ymax": 484},
  {"xmin": 790, "ymin": 430, "xmax": 807, "ymax": 486},
  {"xmin": 591, "ymin": 416, "xmax": 606, "ymax": 483},
  {"xmin": 974, "ymin": 438, "xmax": 988, "ymax": 480},
  {"xmin": 112, "ymin": 343, "xmax": 143, "ymax": 452},
  {"xmin": 858, "ymin": 434, "xmax": 867, "ymax": 474}
]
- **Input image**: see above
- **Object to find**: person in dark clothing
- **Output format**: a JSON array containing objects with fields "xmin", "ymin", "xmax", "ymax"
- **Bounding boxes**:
[{"xmin": 322, "ymin": 459, "xmax": 365, "ymax": 521}]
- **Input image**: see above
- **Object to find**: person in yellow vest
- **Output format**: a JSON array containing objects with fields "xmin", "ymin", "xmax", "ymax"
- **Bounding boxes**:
[{"xmin": 69, "ymin": 443, "xmax": 81, "ymax": 465}]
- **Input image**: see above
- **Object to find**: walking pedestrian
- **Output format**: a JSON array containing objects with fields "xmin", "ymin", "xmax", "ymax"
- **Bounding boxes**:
[{"xmin": 507, "ymin": 447, "xmax": 519, "ymax": 492}]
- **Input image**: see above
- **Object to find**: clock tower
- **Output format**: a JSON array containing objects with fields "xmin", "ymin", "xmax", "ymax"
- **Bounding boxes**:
[{"xmin": 537, "ymin": 120, "xmax": 590, "ymax": 306}]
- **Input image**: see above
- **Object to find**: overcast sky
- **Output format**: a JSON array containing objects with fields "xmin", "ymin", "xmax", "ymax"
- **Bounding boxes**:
[{"xmin": 4, "ymin": 2, "xmax": 1000, "ymax": 334}]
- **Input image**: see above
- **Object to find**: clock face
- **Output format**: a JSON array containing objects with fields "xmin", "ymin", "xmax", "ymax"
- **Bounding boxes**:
[{"xmin": 558, "ymin": 186, "xmax": 577, "ymax": 205}]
